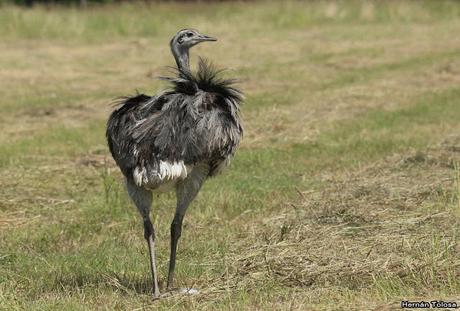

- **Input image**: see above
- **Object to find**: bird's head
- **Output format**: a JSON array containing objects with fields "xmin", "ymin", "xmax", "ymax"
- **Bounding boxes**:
[{"xmin": 170, "ymin": 29, "xmax": 217, "ymax": 52}]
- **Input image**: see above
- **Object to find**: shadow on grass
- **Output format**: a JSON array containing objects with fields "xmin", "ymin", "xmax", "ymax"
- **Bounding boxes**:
[{"xmin": 53, "ymin": 271, "xmax": 156, "ymax": 295}]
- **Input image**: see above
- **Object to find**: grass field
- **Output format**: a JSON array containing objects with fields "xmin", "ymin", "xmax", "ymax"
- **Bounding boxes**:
[{"xmin": 1, "ymin": 1, "xmax": 460, "ymax": 309}]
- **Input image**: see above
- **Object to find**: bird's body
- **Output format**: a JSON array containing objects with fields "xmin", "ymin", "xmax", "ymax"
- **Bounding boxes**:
[
  {"xmin": 106, "ymin": 29, "xmax": 243, "ymax": 299},
  {"xmin": 107, "ymin": 61, "xmax": 243, "ymax": 192}
]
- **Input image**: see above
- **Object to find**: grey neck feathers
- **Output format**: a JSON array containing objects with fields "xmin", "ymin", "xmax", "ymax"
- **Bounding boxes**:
[{"xmin": 171, "ymin": 44, "xmax": 190, "ymax": 72}]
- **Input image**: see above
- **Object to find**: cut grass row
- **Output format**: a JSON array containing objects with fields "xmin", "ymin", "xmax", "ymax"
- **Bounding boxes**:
[{"xmin": 1, "ymin": 1, "xmax": 460, "ymax": 42}]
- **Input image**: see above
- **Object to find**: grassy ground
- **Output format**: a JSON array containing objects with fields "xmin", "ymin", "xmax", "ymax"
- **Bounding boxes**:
[{"xmin": 1, "ymin": 1, "xmax": 460, "ymax": 310}]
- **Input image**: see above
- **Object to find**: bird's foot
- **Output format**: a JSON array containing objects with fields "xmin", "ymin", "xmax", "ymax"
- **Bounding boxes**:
[
  {"xmin": 162, "ymin": 287, "xmax": 200, "ymax": 298},
  {"xmin": 178, "ymin": 287, "xmax": 199, "ymax": 295}
]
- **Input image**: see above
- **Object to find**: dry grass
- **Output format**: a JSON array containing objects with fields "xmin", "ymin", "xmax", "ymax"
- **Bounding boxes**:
[
  {"xmin": 1, "ymin": 1, "xmax": 460, "ymax": 310},
  {"xmin": 208, "ymin": 137, "xmax": 460, "ymax": 309}
]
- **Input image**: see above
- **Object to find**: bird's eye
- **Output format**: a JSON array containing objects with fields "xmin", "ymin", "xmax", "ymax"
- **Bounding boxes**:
[{"xmin": 186, "ymin": 32, "xmax": 193, "ymax": 37}]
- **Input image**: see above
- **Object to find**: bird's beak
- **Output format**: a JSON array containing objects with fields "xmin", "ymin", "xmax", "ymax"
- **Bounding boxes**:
[{"xmin": 198, "ymin": 34, "xmax": 217, "ymax": 42}]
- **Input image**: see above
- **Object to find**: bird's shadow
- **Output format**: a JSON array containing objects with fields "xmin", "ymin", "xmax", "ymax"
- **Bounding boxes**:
[{"xmin": 53, "ymin": 271, "xmax": 160, "ymax": 296}]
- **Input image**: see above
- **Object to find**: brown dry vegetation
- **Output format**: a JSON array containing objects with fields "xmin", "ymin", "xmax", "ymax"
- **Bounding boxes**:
[{"xmin": 1, "ymin": 1, "xmax": 460, "ymax": 310}]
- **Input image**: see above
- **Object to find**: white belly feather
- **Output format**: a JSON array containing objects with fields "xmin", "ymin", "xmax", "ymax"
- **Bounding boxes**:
[{"xmin": 133, "ymin": 160, "xmax": 192, "ymax": 192}]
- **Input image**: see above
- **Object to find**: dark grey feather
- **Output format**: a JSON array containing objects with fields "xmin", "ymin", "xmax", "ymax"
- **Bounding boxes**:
[{"xmin": 106, "ymin": 58, "xmax": 243, "ymax": 182}]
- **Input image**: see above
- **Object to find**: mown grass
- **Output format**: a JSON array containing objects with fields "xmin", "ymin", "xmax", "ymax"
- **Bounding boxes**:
[{"xmin": 1, "ymin": 1, "xmax": 460, "ymax": 310}]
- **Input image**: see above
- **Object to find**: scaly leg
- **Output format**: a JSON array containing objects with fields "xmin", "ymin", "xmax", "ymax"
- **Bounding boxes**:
[
  {"xmin": 127, "ymin": 180, "xmax": 160, "ymax": 299},
  {"xmin": 167, "ymin": 213, "xmax": 184, "ymax": 289},
  {"xmin": 167, "ymin": 164, "xmax": 209, "ymax": 290},
  {"xmin": 144, "ymin": 217, "xmax": 160, "ymax": 299}
]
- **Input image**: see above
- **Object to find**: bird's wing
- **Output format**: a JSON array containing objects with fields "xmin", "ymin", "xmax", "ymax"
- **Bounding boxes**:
[
  {"xmin": 126, "ymin": 92, "xmax": 242, "ymax": 167},
  {"xmin": 106, "ymin": 93, "xmax": 161, "ymax": 178}
]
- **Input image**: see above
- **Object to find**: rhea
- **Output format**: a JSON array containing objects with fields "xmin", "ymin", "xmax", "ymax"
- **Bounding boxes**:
[{"xmin": 106, "ymin": 29, "xmax": 243, "ymax": 299}]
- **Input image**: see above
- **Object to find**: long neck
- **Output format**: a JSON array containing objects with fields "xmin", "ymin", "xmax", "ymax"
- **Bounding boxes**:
[{"xmin": 171, "ymin": 45, "xmax": 190, "ymax": 72}]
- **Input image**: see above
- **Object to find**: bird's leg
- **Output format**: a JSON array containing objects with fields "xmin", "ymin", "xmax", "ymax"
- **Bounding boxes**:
[
  {"xmin": 167, "ymin": 164, "xmax": 209, "ymax": 290},
  {"xmin": 143, "ymin": 217, "xmax": 160, "ymax": 299},
  {"xmin": 167, "ymin": 212, "xmax": 184, "ymax": 289},
  {"xmin": 126, "ymin": 180, "xmax": 160, "ymax": 299}
]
